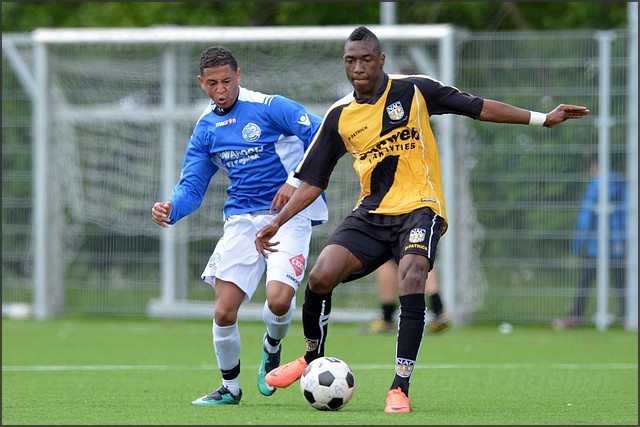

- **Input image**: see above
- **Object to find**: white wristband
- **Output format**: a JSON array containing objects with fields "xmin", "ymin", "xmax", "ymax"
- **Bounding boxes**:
[
  {"xmin": 285, "ymin": 170, "xmax": 302, "ymax": 188},
  {"xmin": 529, "ymin": 111, "xmax": 547, "ymax": 126}
]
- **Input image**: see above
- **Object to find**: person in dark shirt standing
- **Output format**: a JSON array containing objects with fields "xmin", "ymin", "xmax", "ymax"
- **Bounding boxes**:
[{"xmin": 361, "ymin": 261, "xmax": 450, "ymax": 334}]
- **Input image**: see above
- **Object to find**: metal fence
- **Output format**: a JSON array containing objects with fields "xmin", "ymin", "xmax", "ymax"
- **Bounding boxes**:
[{"xmin": 2, "ymin": 24, "xmax": 637, "ymax": 329}]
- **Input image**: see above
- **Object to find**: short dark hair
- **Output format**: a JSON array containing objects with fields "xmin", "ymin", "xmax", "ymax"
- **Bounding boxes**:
[
  {"xmin": 199, "ymin": 46, "xmax": 238, "ymax": 76},
  {"xmin": 347, "ymin": 26, "xmax": 381, "ymax": 53}
]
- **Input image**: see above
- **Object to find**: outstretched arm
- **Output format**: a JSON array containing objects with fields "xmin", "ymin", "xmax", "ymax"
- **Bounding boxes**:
[
  {"xmin": 479, "ymin": 100, "xmax": 590, "ymax": 127},
  {"xmin": 255, "ymin": 181, "xmax": 324, "ymax": 257}
]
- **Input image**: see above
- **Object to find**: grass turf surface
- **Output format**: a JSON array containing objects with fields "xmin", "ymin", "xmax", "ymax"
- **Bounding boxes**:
[{"xmin": 2, "ymin": 317, "xmax": 637, "ymax": 425}]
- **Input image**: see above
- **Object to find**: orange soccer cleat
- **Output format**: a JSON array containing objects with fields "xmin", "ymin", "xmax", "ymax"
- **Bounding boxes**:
[
  {"xmin": 384, "ymin": 387, "xmax": 410, "ymax": 413},
  {"xmin": 264, "ymin": 356, "xmax": 308, "ymax": 388}
]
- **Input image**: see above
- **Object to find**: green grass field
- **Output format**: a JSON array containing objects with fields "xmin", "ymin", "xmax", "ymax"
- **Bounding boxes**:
[{"xmin": 2, "ymin": 317, "xmax": 637, "ymax": 425}]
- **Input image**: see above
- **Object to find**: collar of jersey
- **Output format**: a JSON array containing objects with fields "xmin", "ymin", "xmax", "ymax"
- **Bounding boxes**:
[
  {"xmin": 354, "ymin": 73, "xmax": 389, "ymax": 105},
  {"xmin": 211, "ymin": 98, "xmax": 239, "ymax": 116}
]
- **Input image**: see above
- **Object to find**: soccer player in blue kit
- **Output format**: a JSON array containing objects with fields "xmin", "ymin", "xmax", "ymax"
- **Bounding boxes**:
[
  {"xmin": 255, "ymin": 26, "xmax": 590, "ymax": 413},
  {"xmin": 151, "ymin": 46, "xmax": 328, "ymax": 405}
]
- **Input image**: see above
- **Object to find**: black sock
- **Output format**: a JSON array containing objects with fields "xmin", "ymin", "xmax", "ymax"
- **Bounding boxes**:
[
  {"xmin": 266, "ymin": 334, "xmax": 280, "ymax": 347},
  {"xmin": 429, "ymin": 292, "xmax": 443, "ymax": 316},
  {"xmin": 302, "ymin": 285, "xmax": 332, "ymax": 364},
  {"xmin": 382, "ymin": 303, "xmax": 397, "ymax": 322},
  {"xmin": 390, "ymin": 293, "xmax": 426, "ymax": 396},
  {"xmin": 221, "ymin": 361, "xmax": 240, "ymax": 381}
]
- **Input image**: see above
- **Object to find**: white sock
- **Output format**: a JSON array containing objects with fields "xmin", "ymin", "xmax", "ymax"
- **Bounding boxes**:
[
  {"xmin": 222, "ymin": 378, "xmax": 240, "ymax": 396},
  {"xmin": 262, "ymin": 297, "xmax": 294, "ymax": 352},
  {"xmin": 213, "ymin": 321, "xmax": 240, "ymax": 393}
]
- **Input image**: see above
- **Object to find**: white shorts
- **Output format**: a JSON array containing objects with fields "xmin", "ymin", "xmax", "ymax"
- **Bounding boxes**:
[{"xmin": 201, "ymin": 213, "xmax": 312, "ymax": 302}]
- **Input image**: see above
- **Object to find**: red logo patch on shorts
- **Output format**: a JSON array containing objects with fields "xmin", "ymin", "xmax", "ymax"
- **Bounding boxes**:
[{"xmin": 289, "ymin": 254, "xmax": 306, "ymax": 277}]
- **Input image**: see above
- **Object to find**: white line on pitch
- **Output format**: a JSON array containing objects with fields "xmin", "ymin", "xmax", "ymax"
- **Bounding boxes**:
[{"xmin": 2, "ymin": 363, "xmax": 636, "ymax": 372}]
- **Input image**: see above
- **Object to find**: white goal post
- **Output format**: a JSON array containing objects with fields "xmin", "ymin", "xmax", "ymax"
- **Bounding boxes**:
[{"xmin": 23, "ymin": 24, "xmax": 485, "ymax": 323}]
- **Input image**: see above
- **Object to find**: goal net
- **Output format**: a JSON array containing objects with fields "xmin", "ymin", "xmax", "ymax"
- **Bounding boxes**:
[{"xmin": 11, "ymin": 25, "xmax": 487, "ymax": 322}]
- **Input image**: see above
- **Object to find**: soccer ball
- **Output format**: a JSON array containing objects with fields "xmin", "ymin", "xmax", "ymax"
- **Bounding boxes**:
[{"xmin": 300, "ymin": 356, "xmax": 355, "ymax": 411}]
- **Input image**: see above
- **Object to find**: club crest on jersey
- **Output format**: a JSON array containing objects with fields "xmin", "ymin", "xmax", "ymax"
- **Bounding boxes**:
[
  {"xmin": 386, "ymin": 101, "xmax": 405, "ymax": 121},
  {"xmin": 409, "ymin": 228, "xmax": 426, "ymax": 243},
  {"xmin": 242, "ymin": 123, "xmax": 261, "ymax": 142}
]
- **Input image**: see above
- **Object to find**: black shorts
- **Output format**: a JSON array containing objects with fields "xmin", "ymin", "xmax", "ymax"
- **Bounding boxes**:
[{"xmin": 325, "ymin": 207, "xmax": 444, "ymax": 283}]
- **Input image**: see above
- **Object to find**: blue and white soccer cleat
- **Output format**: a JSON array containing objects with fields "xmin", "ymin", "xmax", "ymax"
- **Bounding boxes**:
[
  {"xmin": 191, "ymin": 385, "xmax": 242, "ymax": 406},
  {"xmin": 257, "ymin": 333, "xmax": 281, "ymax": 396}
]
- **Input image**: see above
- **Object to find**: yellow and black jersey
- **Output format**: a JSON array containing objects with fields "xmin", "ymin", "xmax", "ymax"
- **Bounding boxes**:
[{"xmin": 295, "ymin": 73, "xmax": 484, "ymax": 234}]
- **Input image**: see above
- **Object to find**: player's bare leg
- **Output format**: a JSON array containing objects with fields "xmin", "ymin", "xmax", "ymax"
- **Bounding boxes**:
[{"xmin": 266, "ymin": 245, "xmax": 361, "ymax": 388}]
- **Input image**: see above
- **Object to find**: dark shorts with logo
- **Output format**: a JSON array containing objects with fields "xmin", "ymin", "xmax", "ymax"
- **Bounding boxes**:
[{"xmin": 325, "ymin": 207, "xmax": 444, "ymax": 283}]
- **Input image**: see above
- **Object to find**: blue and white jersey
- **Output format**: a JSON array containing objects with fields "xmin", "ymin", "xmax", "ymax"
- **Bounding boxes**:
[{"xmin": 168, "ymin": 87, "xmax": 328, "ymax": 225}]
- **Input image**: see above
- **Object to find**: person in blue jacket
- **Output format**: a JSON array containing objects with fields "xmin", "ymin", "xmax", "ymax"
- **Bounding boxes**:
[
  {"xmin": 151, "ymin": 46, "xmax": 328, "ymax": 405},
  {"xmin": 556, "ymin": 154, "xmax": 627, "ymax": 329}
]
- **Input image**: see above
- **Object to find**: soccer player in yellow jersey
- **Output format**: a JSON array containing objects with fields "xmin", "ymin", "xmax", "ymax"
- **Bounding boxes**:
[{"xmin": 255, "ymin": 26, "xmax": 590, "ymax": 413}]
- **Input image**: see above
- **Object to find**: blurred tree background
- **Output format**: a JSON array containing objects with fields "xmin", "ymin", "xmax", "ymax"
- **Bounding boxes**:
[{"xmin": 2, "ymin": 2, "xmax": 628, "ymax": 32}]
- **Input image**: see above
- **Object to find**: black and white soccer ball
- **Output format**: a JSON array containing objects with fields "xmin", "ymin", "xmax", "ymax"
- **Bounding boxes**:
[{"xmin": 300, "ymin": 356, "xmax": 355, "ymax": 411}]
